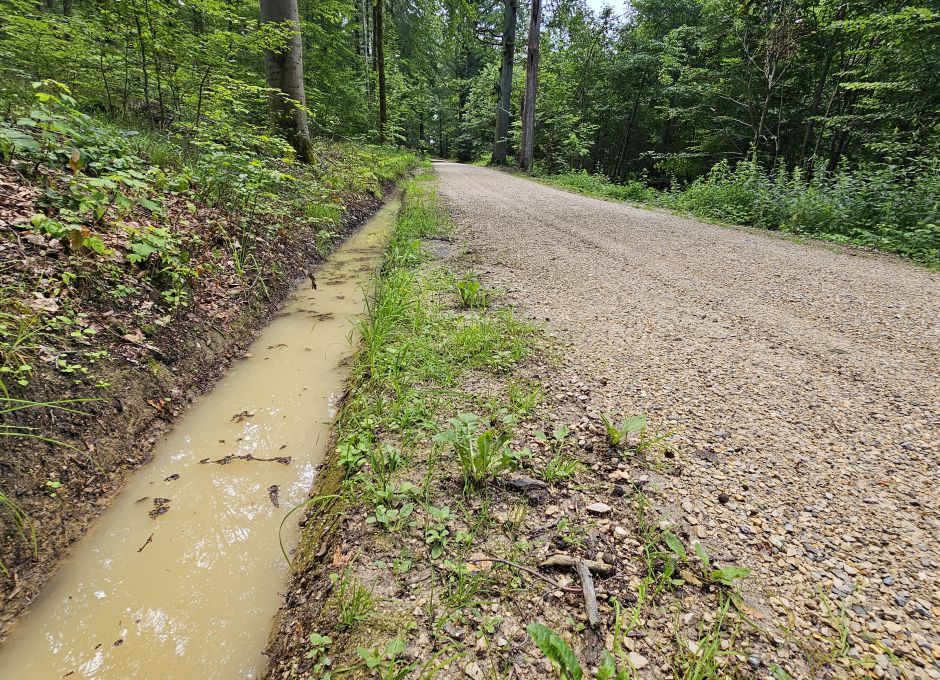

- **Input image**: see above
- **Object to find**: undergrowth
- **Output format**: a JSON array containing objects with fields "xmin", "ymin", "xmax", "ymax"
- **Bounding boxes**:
[
  {"xmin": 0, "ymin": 80, "xmax": 416, "ymax": 576},
  {"xmin": 539, "ymin": 161, "xmax": 940, "ymax": 268}
]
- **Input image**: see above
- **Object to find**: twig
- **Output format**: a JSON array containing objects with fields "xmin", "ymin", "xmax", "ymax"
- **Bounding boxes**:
[
  {"xmin": 136, "ymin": 532, "xmax": 154, "ymax": 553},
  {"xmin": 540, "ymin": 553, "xmax": 616, "ymax": 577},
  {"xmin": 576, "ymin": 559, "xmax": 599, "ymax": 627},
  {"xmin": 578, "ymin": 557, "xmax": 605, "ymax": 666},
  {"xmin": 465, "ymin": 557, "xmax": 609, "ymax": 596}
]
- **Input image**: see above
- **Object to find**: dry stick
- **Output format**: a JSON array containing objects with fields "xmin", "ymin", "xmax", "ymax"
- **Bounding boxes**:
[
  {"xmin": 540, "ymin": 553, "xmax": 615, "ymax": 577},
  {"xmin": 465, "ymin": 557, "xmax": 609, "ymax": 596},
  {"xmin": 577, "ymin": 558, "xmax": 605, "ymax": 667},
  {"xmin": 576, "ymin": 559, "xmax": 599, "ymax": 627},
  {"xmin": 136, "ymin": 532, "xmax": 154, "ymax": 553}
]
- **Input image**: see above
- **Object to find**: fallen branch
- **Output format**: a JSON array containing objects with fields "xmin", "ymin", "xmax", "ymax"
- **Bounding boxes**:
[
  {"xmin": 199, "ymin": 453, "xmax": 291, "ymax": 465},
  {"xmin": 465, "ymin": 557, "xmax": 610, "ymax": 596},
  {"xmin": 577, "ymin": 558, "xmax": 605, "ymax": 666},
  {"xmin": 576, "ymin": 559, "xmax": 599, "ymax": 627},
  {"xmin": 539, "ymin": 553, "xmax": 615, "ymax": 577},
  {"xmin": 136, "ymin": 532, "xmax": 154, "ymax": 553}
]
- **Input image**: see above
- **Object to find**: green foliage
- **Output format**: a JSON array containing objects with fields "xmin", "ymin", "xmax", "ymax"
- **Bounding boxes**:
[
  {"xmin": 600, "ymin": 414, "xmax": 647, "ymax": 448},
  {"xmin": 432, "ymin": 413, "xmax": 521, "ymax": 491},
  {"xmin": 526, "ymin": 623, "xmax": 583, "ymax": 680},
  {"xmin": 454, "ymin": 273, "xmax": 489, "ymax": 309},
  {"xmin": 544, "ymin": 171, "xmax": 656, "ymax": 204},
  {"xmin": 424, "ymin": 505, "xmax": 451, "ymax": 559},
  {"xmin": 0, "ymin": 491, "xmax": 35, "ymax": 576},
  {"xmin": 672, "ymin": 159, "xmax": 940, "ymax": 266},
  {"xmin": 304, "ymin": 632, "xmax": 333, "ymax": 678},
  {"xmin": 534, "ymin": 424, "xmax": 582, "ymax": 484},
  {"xmin": 662, "ymin": 531, "xmax": 752, "ymax": 588},
  {"xmin": 544, "ymin": 158, "xmax": 940, "ymax": 266},
  {"xmin": 330, "ymin": 572, "xmax": 376, "ymax": 629}
]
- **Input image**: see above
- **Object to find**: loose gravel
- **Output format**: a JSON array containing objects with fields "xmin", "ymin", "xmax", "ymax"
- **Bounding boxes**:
[{"xmin": 435, "ymin": 161, "xmax": 940, "ymax": 678}]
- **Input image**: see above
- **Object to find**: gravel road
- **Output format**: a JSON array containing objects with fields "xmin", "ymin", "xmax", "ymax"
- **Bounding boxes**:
[{"xmin": 435, "ymin": 161, "xmax": 940, "ymax": 677}]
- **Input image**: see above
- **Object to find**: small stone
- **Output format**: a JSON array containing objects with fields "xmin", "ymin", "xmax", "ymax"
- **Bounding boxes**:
[
  {"xmin": 587, "ymin": 502, "xmax": 612, "ymax": 515},
  {"xmin": 718, "ymin": 492, "xmax": 730, "ymax": 504},
  {"xmin": 463, "ymin": 661, "xmax": 485, "ymax": 680},
  {"xmin": 627, "ymin": 652, "xmax": 648, "ymax": 670}
]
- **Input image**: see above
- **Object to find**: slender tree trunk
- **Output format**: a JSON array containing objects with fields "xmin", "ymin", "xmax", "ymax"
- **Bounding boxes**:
[
  {"xmin": 492, "ymin": 0, "xmax": 517, "ymax": 165},
  {"xmin": 133, "ymin": 13, "xmax": 152, "ymax": 122},
  {"xmin": 613, "ymin": 98, "xmax": 641, "ymax": 180},
  {"xmin": 518, "ymin": 0, "xmax": 541, "ymax": 171},
  {"xmin": 360, "ymin": 0, "xmax": 370, "ymax": 100},
  {"xmin": 260, "ymin": 0, "xmax": 313, "ymax": 160},
  {"xmin": 143, "ymin": 0, "xmax": 166, "ymax": 125},
  {"xmin": 375, "ymin": 0, "xmax": 386, "ymax": 143},
  {"xmin": 752, "ymin": 86, "xmax": 772, "ymax": 165},
  {"xmin": 800, "ymin": 12, "xmax": 843, "ymax": 170}
]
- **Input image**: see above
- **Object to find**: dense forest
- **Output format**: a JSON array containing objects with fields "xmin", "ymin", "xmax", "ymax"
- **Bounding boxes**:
[{"xmin": 2, "ymin": 1, "xmax": 938, "ymax": 264}]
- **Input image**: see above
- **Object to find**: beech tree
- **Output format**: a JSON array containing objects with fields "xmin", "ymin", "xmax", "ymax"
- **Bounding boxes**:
[
  {"xmin": 518, "ymin": 0, "xmax": 541, "ymax": 171},
  {"xmin": 374, "ymin": 0, "xmax": 387, "ymax": 143},
  {"xmin": 260, "ymin": 0, "xmax": 312, "ymax": 160},
  {"xmin": 492, "ymin": 0, "xmax": 517, "ymax": 165}
]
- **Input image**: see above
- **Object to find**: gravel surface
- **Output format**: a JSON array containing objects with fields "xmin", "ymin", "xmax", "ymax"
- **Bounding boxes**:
[{"xmin": 435, "ymin": 161, "xmax": 940, "ymax": 678}]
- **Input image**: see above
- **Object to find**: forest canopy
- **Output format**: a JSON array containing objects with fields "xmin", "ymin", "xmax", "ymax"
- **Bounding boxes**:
[{"xmin": 0, "ymin": 0, "xmax": 938, "ymax": 263}]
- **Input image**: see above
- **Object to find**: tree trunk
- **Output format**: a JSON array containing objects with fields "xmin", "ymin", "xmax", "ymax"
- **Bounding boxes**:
[
  {"xmin": 492, "ymin": 0, "xmax": 517, "ymax": 165},
  {"xmin": 375, "ymin": 0, "xmax": 387, "ymax": 143},
  {"xmin": 799, "ymin": 8, "xmax": 843, "ymax": 170},
  {"xmin": 360, "ymin": 0, "xmax": 370, "ymax": 100},
  {"xmin": 260, "ymin": 0, "xmax": 313, "ymax": 160},
  {"xmin": 518, "ymin": 0, "xmax": 541, "ymax": 171}
]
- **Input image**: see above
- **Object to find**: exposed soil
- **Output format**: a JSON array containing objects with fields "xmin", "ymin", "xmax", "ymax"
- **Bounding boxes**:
[
  {"xmin": 0, "ymin": 180, "xmax": 388, "ymax": 639},
  {"xmin": 263, "ymin": 176, "xmax": 770, "ymax": 680},
  {"xmin": 433, "ymin": 161, "xmax": 940, "ymax": 678}
]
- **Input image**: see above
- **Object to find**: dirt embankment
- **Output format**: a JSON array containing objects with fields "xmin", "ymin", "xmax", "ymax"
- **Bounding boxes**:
[{"xmin": 0, "ymin": 185, "xmax": 388, "ymax": 638}]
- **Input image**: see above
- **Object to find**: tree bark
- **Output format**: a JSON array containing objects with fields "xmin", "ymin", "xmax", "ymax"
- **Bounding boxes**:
[
  {"xmin": 518, "ymin": 0, "xmax": 541, "ymax": 171},
  {"xmin": 374, "ymin": 0, "xmax": 387, "ymax": 143},
  {"xmin": 492, "ymin": 0, "xmax": 517, "ymax": 165},
  {"xmin": 260, "ymin": 0, "xmax": 313, "ymax": 160}
]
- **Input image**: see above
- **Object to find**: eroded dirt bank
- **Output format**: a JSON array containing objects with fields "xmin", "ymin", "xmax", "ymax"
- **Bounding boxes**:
[
  {"xmin": 0, "ymin": 186, "xmax": 387, "ymax": 638},
  {"xmin": 435, "ymin": 161, "xmax": 940, "ymax": 677}
]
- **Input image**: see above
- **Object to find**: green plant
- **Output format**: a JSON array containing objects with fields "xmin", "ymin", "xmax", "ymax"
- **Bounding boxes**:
[
  {"xmin": 671, "ymin": 595, "xmax": 747, "ymax": 679},
  {"xmin": 366, "ymin": 503, "xmax": 414, "ymax": 532},
  {"xmin": 357, "ymin": 639, "xmax": 413, "ymax": 679},
  {"xmin": 600, "ymin": 414, "xmax": 646, "ymax": 448},
  {"xmin": 507, "ymin": 381, "xmax": 542, "ymax": 417},
  {"xmin": 541, "ymin": 453, "xmax": 583, "ymax": 485},
  {"xmin": 304, "ymin": 632, "xmax": 333, "ymax": 679},
  {"xmin": 330, "ymin": 573, "xmax": 376, "ymax": 629},
  {"xmin": 0, "ymin": 491, "xmax": 36, "ymax": 576},
  {"xmin": 534, "ymin": 424, "xmax": 570, "ymax": 453},
  {"xmin": 424, "ymin": 505, "xmax": 451, "ymax": 559},
  {"xmin": 433, "ymin": 413, "xmax": 521, "ymax": 491},
  {"xmin": 662, "ymin": 532, "xmax": 752, "ymax": 587},
  {"xmin": 527, "ymin": 623, "xmax": 583, "ymax": 680},
  {"xmin": 455, "ymin": 273, "xmax": 489, "ymax": 309}
]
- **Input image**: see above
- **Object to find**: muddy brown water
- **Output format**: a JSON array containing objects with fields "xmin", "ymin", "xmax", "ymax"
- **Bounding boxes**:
[{"xmin": 0, "ymin": 197, "xmax": 399, "ymax": 679}]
